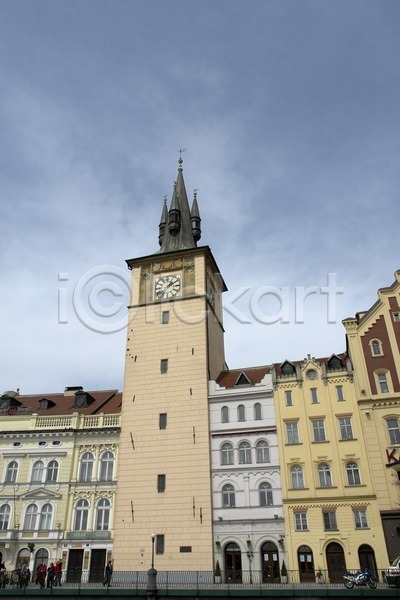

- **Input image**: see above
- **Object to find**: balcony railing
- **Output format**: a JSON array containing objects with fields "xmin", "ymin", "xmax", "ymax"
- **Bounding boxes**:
[{"xmin": 34, "ymin": 414, "xmax": 120, "ymax": 430}]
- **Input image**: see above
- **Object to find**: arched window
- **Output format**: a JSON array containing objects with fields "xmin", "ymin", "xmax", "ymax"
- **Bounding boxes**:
[
  {"xmin": 74, "ymin": 499, "xmax": 89, "ymax": 531},
  {"xmin": 31, "ymin": 460, "xmax": 44, "ymax": 483},
  {"xmin": 221, "ymin": 406, "xmax": 229, "ymax": 423},
  {"xmin": 222, "ymin": 484, "xmax": 235, "ymax": 507},
  {"xmin": 237, "ymin": 405, "xmax": 245, "ymax": 422},
  {"xmin": 254, "ymin": 403, "xmax": 262, "ymax": 420},
  {"xmin": 99, "ymin": 451, "xmax": 114, "ymax": 482},
  {"xmin": 0, "ymin": 504, "xmax": 11, "ymax": 530},
  {"xmin": 387, "ymin": 418, "xmax": 400, "ymax": 444},
  {"xmin": 95, "ymin": 498, "xmax": 111, "ymax": 531},
  {"xmin": 23, "ymin": 503, "xmax": 38, "ymax": 530},
  {"xmin": 79, "ymin": 452, "xmax": 94, "ymax": 482},
  {"xmin": 46, "ymin": 460, "xmax": 59, "ymax": 483},
  {"xmin": 39, "ymin": 503, "xmax": 53, "ymax": 530},
  {"xmin": 259, "ymin": 482, "xmax": 273, "ymax": 506},
  {"xmin": 256, "ymin": 440, "xmax": 270, "ymax": 463},
  {"xmin": 220, "ymin": 443, "xmax": 234, "ymax": 465},
  {"xmin": 318, "ymin": 463, "xmax": 332, "ymax": 487},
  {"xmin": 371, "ymin": 340, "xmax": 382, "ymax": 356},
  {"xmin": 238, "ymin": 441, "xmax": 252, "ymax": 464},
  {"xmin": 290, "ymin": 465, "xmax": 304, "ymax": 489},
  {"xmin": 346, "ymin": 461, "xmax": 361, "ymax": 485},
  {"xmin": 5, "ymin": 460, "xmax": 18, "ymax": 483}
]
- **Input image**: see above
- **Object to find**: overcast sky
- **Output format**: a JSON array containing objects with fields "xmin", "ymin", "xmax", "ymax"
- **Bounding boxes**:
[{"xmin": 1, "ymin": 0, "xmax": 399, "ymax": 395}]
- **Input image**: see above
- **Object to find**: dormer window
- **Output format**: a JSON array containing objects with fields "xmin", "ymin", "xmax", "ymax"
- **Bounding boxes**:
[
  {"xmin": 281, "ymin": 361, "xmax": 296, "ymax": 376},
  {"xmin": 39, "ymin": 398, "xmax": 56, "ymax": 410},
  {"xmin": 328, "ymin": 355, "xmax": 342, "ymax": 371},
  {"xmin": 235, "ymin": 373, "xmax": 250, "ymax": 386}
]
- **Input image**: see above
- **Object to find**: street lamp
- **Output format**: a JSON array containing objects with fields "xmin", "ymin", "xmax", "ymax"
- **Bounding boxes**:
[
  {"xmin": 147, "ymin": 533, "xmax": 157, "ymax": 597},
  {"xmin": 151, "ymin": 533, "xmax": 155, "ymax": 569}
]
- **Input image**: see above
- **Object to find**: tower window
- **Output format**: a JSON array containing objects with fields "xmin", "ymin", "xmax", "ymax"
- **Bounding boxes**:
[
  {"xmin": 162, "ymin": 311, "xmax": 170, "ymax": 324},
  {"xmin": 160, "ymin": 359, "xmax": 168, "ymax": 374},
  {"xmin": 310, "ymin": 388, "xmax": 319, "ymax": 404},
  {"xmin": 159, "ymin": 413, "xmax": 167, "ymax": 429},
  {"xmin": 157, "ymin": 474, "xmax": 166, "ymax": 493},
  {"xmin": 156, "ymin": 534, "xmax": 165, "ymax": 555}
]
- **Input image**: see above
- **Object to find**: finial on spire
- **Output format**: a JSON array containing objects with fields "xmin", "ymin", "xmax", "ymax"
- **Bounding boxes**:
[{"xmin": 178, "ymin": 147, "xmax": 187, "ymax": 171}]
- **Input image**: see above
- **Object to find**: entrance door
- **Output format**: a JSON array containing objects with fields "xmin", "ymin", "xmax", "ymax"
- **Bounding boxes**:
[
  {"xmin": 66, "ymin": 549, "xmax": 84, "ymax": 584},
  {"xmin": 358, "ymin": 545, "xmax": 378, "ymax": 580},
  {"xmin": 224, "ymin": 543, "xmax": 242, "ymax": 583},
  {"xmin": 326, "ymin": 542, "xmax": 346, "ymax": 583},
  {"xmin": 298, "ymin": 545, "xmax": 315, "ymax": 582},
  {"xmin": 89, "ymin": 549, "xmax": 106, "ymax": 583},
  {"xmin": 261, "ymin": 541, "xmax": 280, "ymax": 583}
]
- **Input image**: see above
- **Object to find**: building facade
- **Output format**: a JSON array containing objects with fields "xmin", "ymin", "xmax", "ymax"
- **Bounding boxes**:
[
  {"xmin": 0, "ymin": 387, "xmax": 120, "ymax": 582},
  {"xmin": 271, "ymin": 354, "xmax": 388, "ymax": 582},
  {"xmin": 343, "ymin": 270, "xmax": 400, "ymax": 561},
  {"xmin": 209, "ymin": 367, "xmax": 284, "ymax": 584}
]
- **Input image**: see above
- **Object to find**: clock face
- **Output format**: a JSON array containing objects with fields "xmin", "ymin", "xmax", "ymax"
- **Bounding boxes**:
[{"xmin": 155, "ymin": 274, "xmax": 181, "ymax": 299}]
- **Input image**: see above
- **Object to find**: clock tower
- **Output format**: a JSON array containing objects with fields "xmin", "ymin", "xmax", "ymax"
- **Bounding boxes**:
[{"xmin": 113, "ymin": 158, "xmax": 227, "ymax": 570}]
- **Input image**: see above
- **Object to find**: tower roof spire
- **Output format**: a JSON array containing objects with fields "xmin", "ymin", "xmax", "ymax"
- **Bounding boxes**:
[{"xmin": 158, "ymin": 155, "xmax": 201, "ymax": 253}]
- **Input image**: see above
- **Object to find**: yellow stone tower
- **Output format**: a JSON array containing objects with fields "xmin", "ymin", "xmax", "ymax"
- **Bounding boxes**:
[{"xmin": 113, "ymin": 158, "xmax": 227, "ymax": 570}]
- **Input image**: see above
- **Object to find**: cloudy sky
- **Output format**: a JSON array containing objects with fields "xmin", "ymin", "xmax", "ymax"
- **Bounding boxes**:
[{"xmin": 1, "ymin": 0, "xmax": 399, "ymax": 395}]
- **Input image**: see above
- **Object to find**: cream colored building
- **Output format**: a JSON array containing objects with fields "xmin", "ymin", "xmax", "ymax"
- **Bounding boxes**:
[
  {"xmin": 0, "ymin": 387, "xmax": 120, "ymax": 582},
  {"xmin": 343, "ymin": 270, "xmax": 400, "ymax": 561},
  {"xmin": 113, "ymin": 159, "xmax": 227, "ymax": 570},
  {"xmin": 271, "ymin": 354, "xmax": 388, "ymax": 582}
]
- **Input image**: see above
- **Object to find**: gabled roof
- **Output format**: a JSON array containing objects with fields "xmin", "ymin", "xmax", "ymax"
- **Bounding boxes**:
[
  {"xmin": 216, "ymin": 366, "xmax": 271, "ymax": 388},
  {"xmin": 0, "ymin": 388, "xmax": 122, "ymax": 416}
]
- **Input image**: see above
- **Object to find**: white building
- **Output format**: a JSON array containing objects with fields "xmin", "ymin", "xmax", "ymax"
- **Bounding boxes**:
[{"xmin": 209, "ymin": 367, "xmax": 285, "ymax": 583}]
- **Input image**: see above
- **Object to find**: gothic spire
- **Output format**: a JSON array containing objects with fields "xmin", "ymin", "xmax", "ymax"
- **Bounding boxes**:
[{"xmin": 158, "ymin": 157, "xmax": 201, "ymax": 253}]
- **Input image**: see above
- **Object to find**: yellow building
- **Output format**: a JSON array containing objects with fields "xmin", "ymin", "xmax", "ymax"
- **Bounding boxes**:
[
  {"xmin": 271, "ymin": 354, "xmax": 388, "ymax": 582},
  {"xmin": 113, "ymin": 158, "xmax": 227, "ymax": 570},
  {"xmin": 0, "ymin": 387, "xmax": 120, "ymax": 582},
  {"xmin": 343, "ymin": 270, "xmax": 400, "ymax": 561}
]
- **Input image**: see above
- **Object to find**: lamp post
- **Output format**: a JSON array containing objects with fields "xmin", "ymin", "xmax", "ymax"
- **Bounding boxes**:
[
  {"xmin": 147, "ymin": 533, "xmax": 157, "ymax": 597},
  {"xmin": 151, "ymin": 533, "xmax": 155, "ymax": 569}
]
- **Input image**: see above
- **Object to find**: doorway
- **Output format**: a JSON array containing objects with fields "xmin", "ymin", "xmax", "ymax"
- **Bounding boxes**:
[
  {"xmin": 224, "ymin": 542, "xmax": 242, "ymax": 583},
  {"xmin": 261, "ymin": 541, "xmax": 280, "ymax": 583},
  {"xmin": 89, "ymin": 549, "xmax": 107, "ymax": 583},
  {"xmin": 326, "ymin": 542, "xmax": 346, "ymax": 583},
  {"xmin": 66, "ymin": 549, "xmax": 84, "ymax": 584},
  {"xmin": 298, "ymin": 545, "xmax": 315, "ymax": 582},
  {"xmin": 358, "ymin": 544, "xmax": 378, "ymax": 580}
]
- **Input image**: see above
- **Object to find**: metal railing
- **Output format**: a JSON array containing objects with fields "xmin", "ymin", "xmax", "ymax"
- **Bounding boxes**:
[{"xmin": 56, "ymin": 568, "xmax": 388, "ymax": 589}]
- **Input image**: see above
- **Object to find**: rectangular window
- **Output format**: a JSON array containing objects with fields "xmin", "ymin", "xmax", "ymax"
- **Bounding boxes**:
[
  {"xmin": 294, "ymin": 512, "xmax": 308, "ymax": 531},
  {"xmin": 160, "ymin": 359, "xmax": 168, "ymax": 374},
  {"xmin": 310, "ymin": 388, "xmax": 319, "ymax": 404},
  {"xmin": 179, "ymin": 546, "xmax": 192, "ymax": 553},
  {"xmin": 285, "ymin": 390, "xmax": 293, "ymax": 406},
  {"xmin": 157, "ymin": 474, "xmax": 166, "ymax": 493},
  {"xmin": 312, "ymin": 419, "xmax": 326, "ymax": 442},
  {"xmin": 387, "ymin": 419, "xmax": 400, "ymax": 444},
  {"xmin": 336, "ymin": 385, "xmax": 345, "ymax": 401},
  {"xmin": 378, "ymin": 372, "xmax": 389, "ymax": 393},
  {"xmin": 156, "ymin": 534, "xmax": 165, "ymax": 555},
  {"xmin": 323, "ymin": 511, "xmax": 338, "ymax": 530},
  {"xmin": 393, "ymin": 312, "xmax": 400, "ymax": 322},
  {"xmin": 353, "ymin": 509, "xmax": 368, "ymax": 529},
  {"xmin": 338, "ymin": 417, "xmax": 354, "ymax": 440},
  {"xmin": 162, "ymin": 311, "xmax": 170, "ymax": 324},
  {"xmin": 159, "ymin": 413, "xmax": 167, "ymax": 430},
  {"xmin": 286, "ymin": 422, "xmax": 299, "ymax": 444}
]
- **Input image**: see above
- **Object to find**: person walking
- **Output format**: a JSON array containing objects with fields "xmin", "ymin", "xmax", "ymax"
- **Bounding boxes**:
[
  {"xmin": 36, "ymin": 561, "xmax": 47, "ymax": 589},
  {"xmin": 54, "ymin": 559, "xmax": 62, "ymax": 587},
  {"xmin": 46, "ymin": 563, "xmax": 55, "ymax": 589},
  {"xmin": 103, "ymin": 560, "xmax": 113, "ymax": 587}
]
